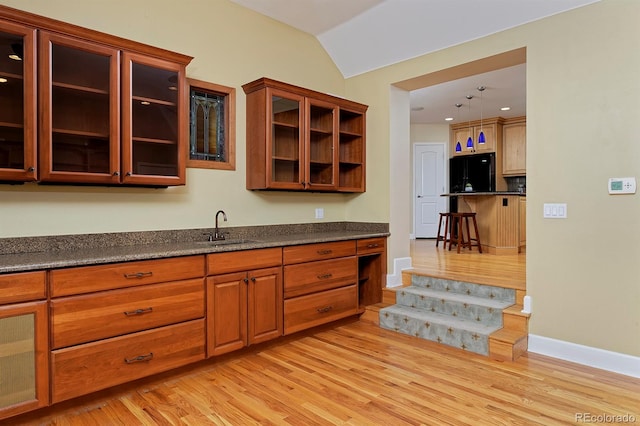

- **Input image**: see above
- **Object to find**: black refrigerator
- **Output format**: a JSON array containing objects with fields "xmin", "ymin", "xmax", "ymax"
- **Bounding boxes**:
[{"xmin": 449, "ymin": 152, "xmax": 496, "ymax": 213}]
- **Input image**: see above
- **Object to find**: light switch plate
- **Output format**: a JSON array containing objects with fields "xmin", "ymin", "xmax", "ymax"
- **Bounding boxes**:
[
  {"xmin": 608, "ymin": 177, "xmax": 636, "ymax": 194},
  {"xmin": 543, "ymin": 203, "xmax": 567, "ymax": 218}
]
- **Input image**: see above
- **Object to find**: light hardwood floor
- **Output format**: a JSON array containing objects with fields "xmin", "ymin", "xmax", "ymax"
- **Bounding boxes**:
[
  {"xmin": 8, "ymin": 242, "xmax": 640, "ymax": 425},
  {"xmin": 8, "ymin": 319, "xmax": 638, "ymax": 425}
]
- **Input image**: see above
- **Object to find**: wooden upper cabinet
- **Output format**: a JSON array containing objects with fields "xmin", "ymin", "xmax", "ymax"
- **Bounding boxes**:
[
  {"xmin": 502, "ymin": 118, "xmax": 526, "ymax": 176},
  {"xmin": 39, "ymin": 31, "xmax": 120, "ymax": 184},
  {"xmin": 121, "ymin": 52, "xmax": 187, "ymax": 186},
  {"xmin": 0, "ymin": 19, "xmax": 37, "ymax": 182},
  {"xmin": 243, "ymin": 77, "xmax": 367, "ymax": 193},
  {"xmin": 0, "ymin": 4, "xmax": 192, "ymax": 186},
  {"xmin": 450, "ymin": 117, "xmax": 503, "ymax": 157}
]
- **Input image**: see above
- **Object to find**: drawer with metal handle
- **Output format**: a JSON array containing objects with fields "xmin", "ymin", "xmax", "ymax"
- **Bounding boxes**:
[
  {"xmin": 283, "ymin": 256, "xmax": 357, "ymax": 298},
  {"xmin": 283, "ymin": 284, "xmax": 358, "ymax": 335},
  {"xmin": 51, "ymin": 278, "xmax": 204, "ymax": 348},
  {"xmin": 51, "ymin": 319, "xmax": 205, "ymax": 403}
]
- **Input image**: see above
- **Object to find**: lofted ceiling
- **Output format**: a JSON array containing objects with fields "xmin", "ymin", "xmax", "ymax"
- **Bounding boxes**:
[{"xmin": 229, "ymin": 0, "xmax": 598, "ymax": 124}]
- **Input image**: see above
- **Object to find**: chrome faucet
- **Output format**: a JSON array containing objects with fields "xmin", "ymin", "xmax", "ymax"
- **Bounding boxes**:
[{"xmin": 214, "ymin": 210, "xmax": 227, "ymax": 240}]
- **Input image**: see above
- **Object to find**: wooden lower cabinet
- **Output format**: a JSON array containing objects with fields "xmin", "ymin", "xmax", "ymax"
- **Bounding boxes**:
[
  {"xmin": 1, "ymin": 237, "xmax": 388, "ymax": 421},
  {"xmin": 283, "ymin": 241, "xmax": 358, "ymax": 335},
  {"xmin": 206, "ymin": 248, "xmax": 283, "ymax": 357},
  {"xmin": 357, "ymin": 237, "xmax": 387, "ymax": 309},
  {"xmin": 51, "ymin": 319, "xmax": 205, "ymax": 403},
  {"xmin": 0, "ymin": 301, "xmax": 49, "ymax": 421},
  {"xmin": 48, "ymin": 256, "xmax": 206, "ymax": 404}
]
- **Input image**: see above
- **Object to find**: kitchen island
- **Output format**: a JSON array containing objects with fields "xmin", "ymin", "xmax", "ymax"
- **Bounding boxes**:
[{"xmin": 442, "ymin": 192, "xmax": 526, "ymax": 255}]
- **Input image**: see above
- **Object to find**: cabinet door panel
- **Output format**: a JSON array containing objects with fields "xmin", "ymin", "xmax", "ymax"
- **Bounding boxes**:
[
  {"xmin": 0, "ymin": 21, "xmax": 36, "ymax": 181},
  {"xmin": 248, "ymin": 266, "xmax": 283, "ymax": 345},
  {"xmin": 38, "ymin": 31, "xmax": 120, "ymax": 184},
  {"xmin": 0, "ymin": 302, "xmax": 48, "ymax": 420},
  {"xmin": 206, "ymin": 273, "xmax": 247, "ymax": 356},
  {"xmin": 267, "ymin": 88, "xmax": 305, "ymax": 190},
  {"xmin": 121, "ymin": 52, "xmax": 186, "ymax": 186}
]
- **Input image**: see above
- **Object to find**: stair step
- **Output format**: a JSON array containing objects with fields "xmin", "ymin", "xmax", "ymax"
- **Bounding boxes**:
[
  {"xmin": 380, "ymin": 305, "xmax": 502, "ymax": 356},
  {"xmin": 489, "ymin": 329, "xmax": 529, "ymax": 361},
  {"xmin": 396, "ymin": 286, "xmax": 512, "ymax": 326},
  {"xmin": 411, "ymin": 275, "xmax": 515, "ymax": 303},
  {"xmin": 490, "ymin": 328, "xmax": 527, "ymax": 344}
]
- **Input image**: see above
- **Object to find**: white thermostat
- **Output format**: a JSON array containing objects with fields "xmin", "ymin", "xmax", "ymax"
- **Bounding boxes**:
[{"xmin": 608, "ymin": 177, "xmax": 636, "ymax": 194}]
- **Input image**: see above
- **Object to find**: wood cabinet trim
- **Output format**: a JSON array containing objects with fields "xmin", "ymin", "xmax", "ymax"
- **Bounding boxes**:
[{"xmin": 0, "ymin": 5, "xmax": 192, "ymax": 65}]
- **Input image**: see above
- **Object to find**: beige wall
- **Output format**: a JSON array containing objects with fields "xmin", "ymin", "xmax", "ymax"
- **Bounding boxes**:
[
  {"xmin": 1, "ymin": 0, "xmax": 638, "ymax": 358},
  {"xmin": 0, "ymin": 0, "xmax": 385, "ymax": 238},
  {"xmin": 409, "ymin": 124, "xmax": 449, "ymax": 236},
  {"xmin": 346, "ymin": 0, "xmax": 640, "ymax": 357}
]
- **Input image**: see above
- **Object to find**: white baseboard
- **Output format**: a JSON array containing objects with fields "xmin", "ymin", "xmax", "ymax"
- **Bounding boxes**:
[
  {"xmin": 386, "ymin": 257, "xmax": 412, "ymax": 288},
  {"xmin": 528, "ymin": 334, "xmax": 640, "ymax": 378}
]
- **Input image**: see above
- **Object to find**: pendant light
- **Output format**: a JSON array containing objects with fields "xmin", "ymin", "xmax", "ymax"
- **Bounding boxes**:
[
  {"xmin": 466, "ymin": 95, "xmax": 474, "ymax": 151},
  {"xmin": 454, "ymin": 103, "xmax": 463, "ymax": 153},
  {"xmin": 477, "ymin": 86, "xmax": 486, "ymax": 144}
]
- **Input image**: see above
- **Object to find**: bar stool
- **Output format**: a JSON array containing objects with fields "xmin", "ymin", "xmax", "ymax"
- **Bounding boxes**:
[
  {"xmin": 435, "ymin": 212, "xmax": 452, "ymax": 248},
  {"xmin": 449, "ymin": 212, "xmax": 483, "ymax": 253}
]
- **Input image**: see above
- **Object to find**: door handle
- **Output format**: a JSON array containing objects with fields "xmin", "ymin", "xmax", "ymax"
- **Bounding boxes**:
[{"xmin": 417, "ymin": 195, "xmax": 423, "ymax": 198}]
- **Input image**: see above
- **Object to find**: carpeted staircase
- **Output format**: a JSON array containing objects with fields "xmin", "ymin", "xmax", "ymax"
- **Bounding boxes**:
[{"xmin": 379, "ymin": 275, "xmax": 516, "ymax": 356}]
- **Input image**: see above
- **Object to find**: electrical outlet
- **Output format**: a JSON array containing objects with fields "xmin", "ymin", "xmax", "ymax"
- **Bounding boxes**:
[
  {"xmin": 608, "ymin": 177, "xmax": 636, "ymax": 194},
  {"xmin": 543, "ymin": 203, "xmax": 567, "ymax": 218},
  {"xmin": 315, "ymin": 208, "xmax": 324, "ymax": 219}
]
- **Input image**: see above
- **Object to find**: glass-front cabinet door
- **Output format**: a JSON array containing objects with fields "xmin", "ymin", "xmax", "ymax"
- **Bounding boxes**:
[
  {"xmin": 122, "ymin": 52, "xmax": 186, "ymax": 186},
  {"xmin": 0, "ymin": 20, "xmax": 36, "ymax": 182},
  {"xmin": 0, "ymin": 302, "xmax": 48, "ymax": 421},
  {"xmin": 267, "ymin": 88, "xmax": 304, "ymax": 190},
  {"xmin": 305, "ymin": 98, "xmax": 337, "ymax": 191},
  {"xmin": 39, "ymin": 31, "xmax": 120, "ymax": 184}
]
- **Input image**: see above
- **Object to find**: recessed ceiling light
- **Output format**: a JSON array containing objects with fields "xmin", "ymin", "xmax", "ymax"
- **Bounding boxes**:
[
  {"xmin": 140, "ymin": 101, "xmax": 151, "ymax": 105},
  {"xmin": 0, "ymin": 78, "xmax": 7, "ymax": 83},
  {"xmin": 8, "ymin": 54, "xmax": 21, "ymax": 61},
  {"xmin": 445, "ymin": 117, "xmax": 453, "ymax": 121},
  {"xmin": 500, "ymin": 107, "xmax": 511, "ymax": 111},
  {"xmin": 411, "ymin": 106, "xmax": 424, "ymax": 111}
]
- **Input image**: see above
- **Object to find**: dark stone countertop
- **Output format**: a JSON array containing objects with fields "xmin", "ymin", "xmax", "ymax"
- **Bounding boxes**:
[
  {"xmin": 441, "ymin": 191, "xmax": 526, "ymax": 196},
  {"xmin": 0, "ymin": 222, "xmax": 389, "ymax": 274}
]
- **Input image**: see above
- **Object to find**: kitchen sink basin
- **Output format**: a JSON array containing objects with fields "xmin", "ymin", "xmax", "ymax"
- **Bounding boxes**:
[{"xmin": 194, "ymin": 239, "xmax": 256, "ymax": 246}]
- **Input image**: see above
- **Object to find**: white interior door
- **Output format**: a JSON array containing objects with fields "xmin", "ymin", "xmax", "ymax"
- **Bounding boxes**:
[{"xmin": 414, "ymin": 143, "xmax": 447, "ymax": 238}]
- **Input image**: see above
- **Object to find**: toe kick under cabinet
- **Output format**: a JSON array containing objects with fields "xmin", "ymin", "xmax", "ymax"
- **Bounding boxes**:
[
  {"xmin": 49, "ymin": 256, "xmax": 206, "ymax": 403},
  {"xmin": 283, "ymin": 241, "xmax": 359, "ymax": 335}
]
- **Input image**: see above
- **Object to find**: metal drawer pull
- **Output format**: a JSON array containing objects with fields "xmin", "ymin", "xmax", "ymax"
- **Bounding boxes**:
[
  {"xmin": 124, "ymin": 353, "xmax": 154, "ymax": 364},
  {"xmin": 317, "ymin": 305, "xmax": 333, "ymax": 313},
  {"xmin": 317, "ymin": 249, "xmax": 333, "ymax": 255},
  {"xmin": 124, "ymin": 307, "xmax": 153, "ymax": 316},
  {"xmin": 317, "ymin": 273, "xmax": 333, "ymax": 280},
  {"xmin": 124, "ymin": 271, "xmax": 153, "ymax": 279},
  {"xmin": 366, "ymin": 243, "xmax": 379, "ymax": 248}
]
